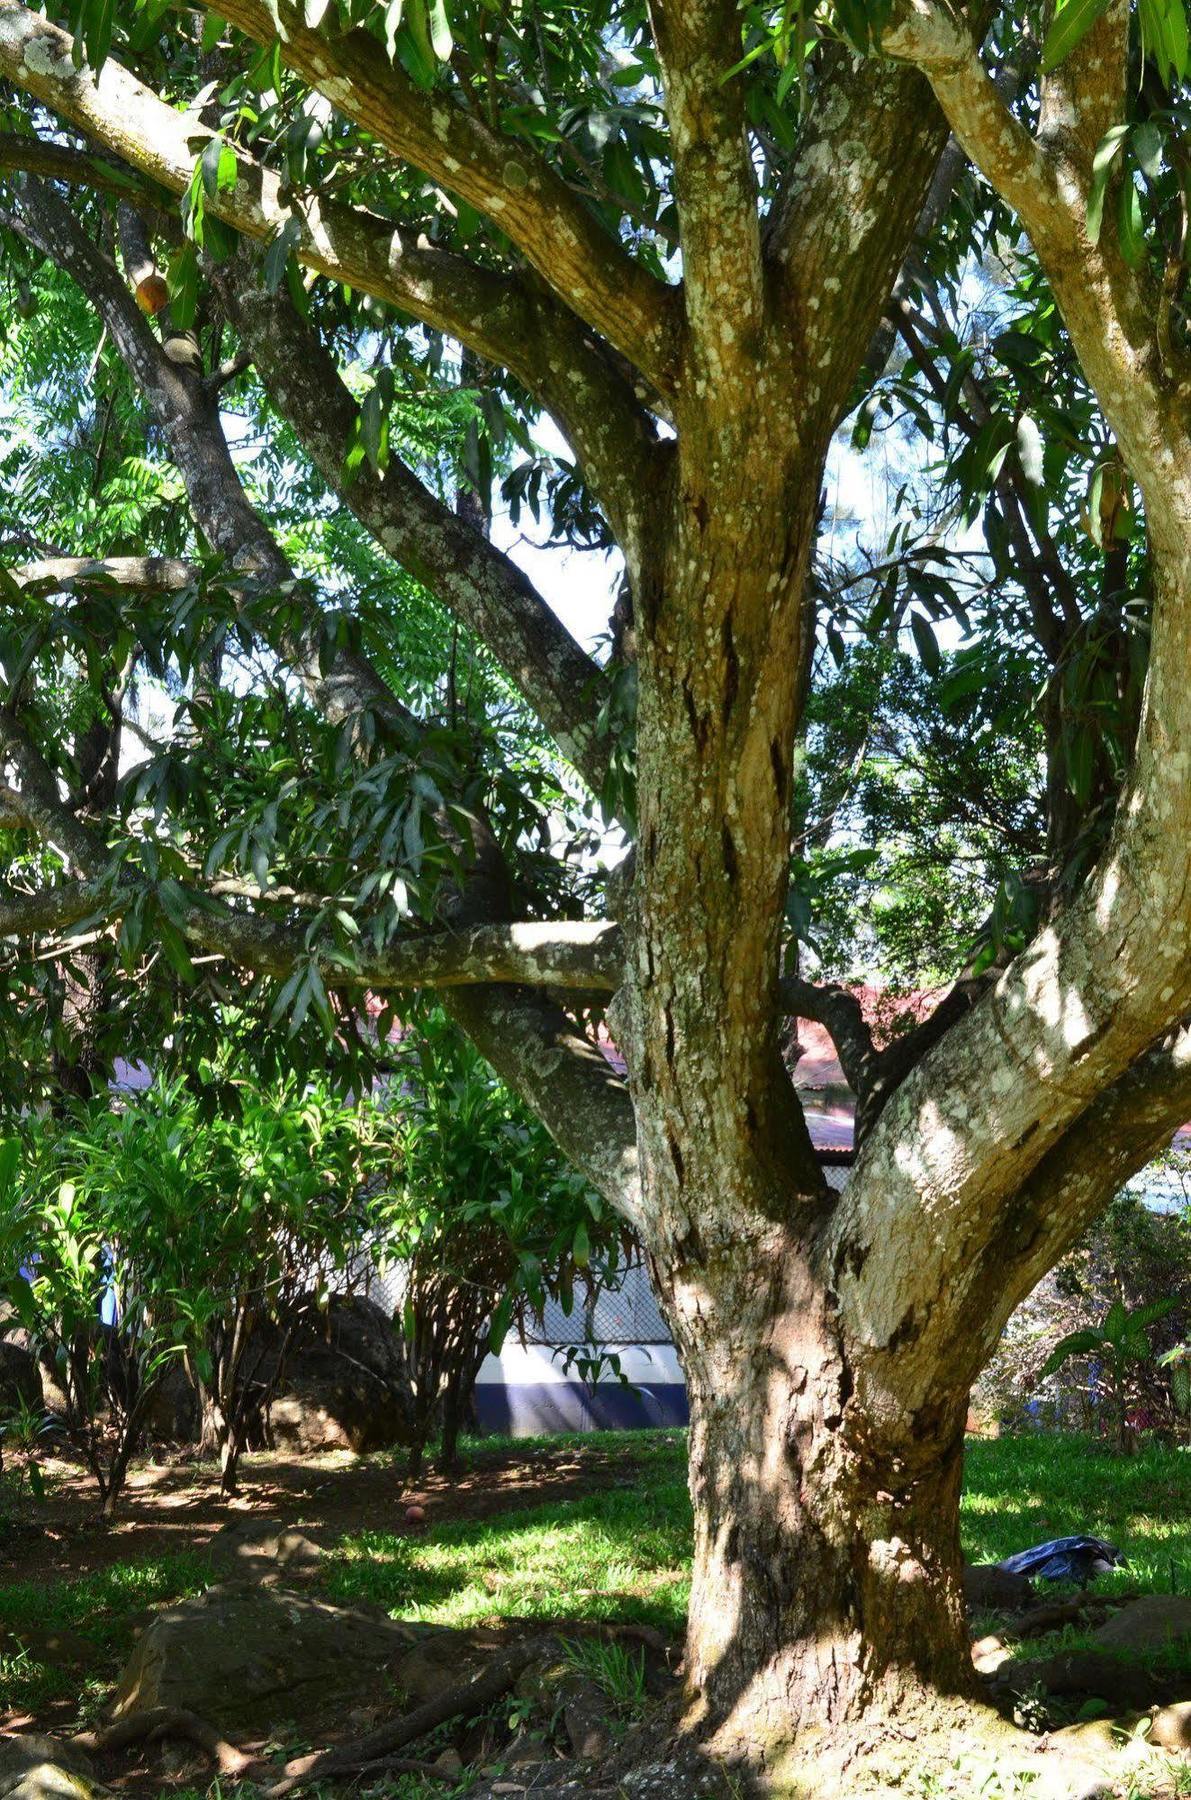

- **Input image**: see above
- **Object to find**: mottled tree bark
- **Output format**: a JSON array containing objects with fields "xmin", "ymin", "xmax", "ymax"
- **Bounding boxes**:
[{"xmin": 675, "ymin": 1280, "xmax": 971, "ymax": 1752}]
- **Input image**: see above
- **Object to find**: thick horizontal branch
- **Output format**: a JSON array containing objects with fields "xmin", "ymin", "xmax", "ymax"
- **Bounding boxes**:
[
  {"xmin": 0, "ymin": 131, "xmax": 171, "ymax": 209},
  {"xmin": 10, "ymin": 555, "xmax": 195, "ymax": 596},
  {"xmin": 0, "ymin": 878, "xmax": 103, "ymax": 938},
  {"xmin": 186, "ymin": 912, "xmax": 624, "ymax": 994},
  {"xmin": 214, "ymin": 0, "xmax": 679, "ymax": 394}
]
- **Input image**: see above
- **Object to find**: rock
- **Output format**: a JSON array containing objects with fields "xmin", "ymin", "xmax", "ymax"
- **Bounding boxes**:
[
  {"xmin": 206, "ymin": 1518, "xmax": 328, "ymax": 1582},
  {"xmin": 0, "ymin": 1342, "xmax": 41, "ymax": 1418},
  {"xmin": 139, "ymin": 1361, "xmax": 198, "ymax": 1442},
  {"xmin": 266, "ymin": 1297, "xmax": 413, "ymax": 1455},
  {"xmin": 1093, "ymin": 1595, "xmax": 1191, "ymax": 1654},
  {"xmin": 0, "ymin": 1737, "xmax": 105, "ymax": 1800},
  {"xmin": 108, "ymin": 1583, "xmax": 418, "ymax": 1734},
  {"xmin": 971, "ymin": 1633, "xmax": 1010, "ymax": 1675},
  {"xmin": 503, "ymin": 1729, "xmax": 548, "ymax": 1766},
  {"xmin": 392, "ymin": 1627, "xmax": 503, "ymax": 1705},
  {"xmin": 964, "ymin": 1563, "xmax": 1032, "ymax": 1611},
  {"xmin": 1009, "ymin": 1650, "xmax": 1154, "ymax": 1711},
  {"xmin": 1150, "ymin": 1699, "xmax": 1191, "ymax": 1750},
  {"xmin": 563, "ymin": 1685, "xmax": 613, "ymax": 1760},
  {"xmin": 432, "ymin": 1748, "xmax": 464, "ymax": 1775}
]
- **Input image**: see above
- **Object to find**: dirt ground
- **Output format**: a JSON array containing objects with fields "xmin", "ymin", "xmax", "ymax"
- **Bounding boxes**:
[{"xmin": 0, "ymin": 1437, "xmax": 640, "ymax": 1589}]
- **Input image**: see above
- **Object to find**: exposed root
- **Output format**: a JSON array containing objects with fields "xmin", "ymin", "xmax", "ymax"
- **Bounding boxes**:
[
  {"xmin": 1015, "ymin": 1589, "xmax": 1142, "ymax": 1639},
  {"xmin": 267, "ymin": 1634, "xmax": 558, "ymax": 1795},
  {"xmin": 76, "ymin": 1706, "xmax": 254, "ymax": 1778}
]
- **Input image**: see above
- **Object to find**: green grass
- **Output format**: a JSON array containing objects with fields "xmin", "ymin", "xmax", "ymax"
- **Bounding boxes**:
[
  {"xmin": 0, "ymin": 1551, "xmax": 214, "ymax": 1715},
  {"xmin": 326, "ymin": 1476, "xmax": 693, "ymax": 1635},
  {"xmin": 961, "ymin": 1435, "xmax": 1191, "ymax": 1593}
]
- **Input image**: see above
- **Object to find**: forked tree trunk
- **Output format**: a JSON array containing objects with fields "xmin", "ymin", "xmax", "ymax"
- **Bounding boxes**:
[
  {"xmin": 622, "ymin": 432, "xmax": 983, "ymax": 1770},
  {"xmin": 659, "ymin": 1248, "xmax": 974, "ymax": 1760}
]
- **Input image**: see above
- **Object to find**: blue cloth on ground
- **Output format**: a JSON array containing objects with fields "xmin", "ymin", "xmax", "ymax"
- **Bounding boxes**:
[{"xmin": 996, "ymin": 1535, "xmax": 1124, "ymax": 1583}]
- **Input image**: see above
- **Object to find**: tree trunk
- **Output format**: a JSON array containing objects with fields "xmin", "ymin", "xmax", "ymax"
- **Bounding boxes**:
[
  {"xmin": 624, "ymin": 445, "xmax": 981, "ymax": 1769},
  {"xmin": 655, "ymin": 1245, "xmax": 974, "ymax": 1766}
]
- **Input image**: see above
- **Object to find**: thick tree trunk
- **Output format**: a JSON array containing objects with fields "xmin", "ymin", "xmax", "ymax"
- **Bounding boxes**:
[
  {"xmin": 625, "ymin": 439, "xmax": 980, "ymax": 1771},
  {"xmin": 656, "ymin": 1247, "xmax": 973, "ymax": 1766}
]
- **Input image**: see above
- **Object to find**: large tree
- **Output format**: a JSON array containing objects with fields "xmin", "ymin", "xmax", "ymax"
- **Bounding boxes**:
[{"xmin": 2, "ymin": 0, "xmax": 1191, "ymax": 1788}]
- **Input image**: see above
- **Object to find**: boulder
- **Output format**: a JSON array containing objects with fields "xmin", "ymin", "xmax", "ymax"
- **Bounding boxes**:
[
  {"xmin": 139, "ymin": 1360, "xmax": 198, "ymax": 1442},
  {"xmin": 392, "ymin": 1626, "xmax": 507, "ymax": 1705},
  {"xmin": 1092, "ymin": 1595, "xmax": 1191, "ymax": 1654},
  {"xmin": 0, "ymin": 1736, "xmax": 105, "ymax": 1800},
  {"xmin": 2, "ymin": 1331, "xmax": 69, "ymax": 1420},
  {"xmin": 205, "ymin": 1518, "xmax": 328, "ymax": 1583},
  {"xmin": 0, "ymin": 1342, "xmax": 41, "ymax": 1419},
  {"xmin": 108, "ymin": 1583, "xmax": 420, "ymax": 1734},
  {"xmin": 964, "ymin": 1563, "xmax": 1032, "ymax": 1612},
  {"xmin": 267, "ymin": 1297, "xmax": 413, "ymax": 1455},
  {"xmin": 1150, "ymin": 1699, "xmax": 1191, "ymax": 1750}
]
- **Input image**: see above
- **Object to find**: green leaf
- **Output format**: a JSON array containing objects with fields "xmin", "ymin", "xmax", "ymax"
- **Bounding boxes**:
[
  {"xmin": 909, "ymin": 611, "xmax": 941, "ymax": 676},
  {"xmin": 0, "ymin": 1137, "xmax": 20, "ymax": 1199},
  {"xmin": 167, "ymin": 243, "xmax": 199, "ymax": 330},
  {"xmin": 1016, "ymin": 413, "xmax": 1044, "ymax": 486},
  {"xmin": 1039, "ymin": 1328, "xmax": 1103, "ymax": 1378},
  {"xmin": 488, "ymin": 1290, "xmax": 513, "ymax": 1354},
  {"xmin": 428, "ymin": 0, "xmax": 452, "ymax": 59},
  {"xmin": 1103, "ymin": 1297, "xmax": 1128, "ymax": 1343},
  {"xmin": 1129, "ymin": 1296, "xmax": 1178, "ymax": 1331},
  {"xmin": 1117, "ymin": 176, "xmax": 1146, "ymax": 268},
  {"xmin": 383, "ymin": 0, "xmax": 404, "ymax": 57},
  {"xmin": 1087, "ymin": 124, "xmax": 1129, "ymax": 244},
  {"xmin": 1139, "ymin": 0, "xmax": 1190, "ymax": 80},
  {"xmin": 1132, "ymin": 121, "xmax": 1164, "ymax": 181},
  {"xmin": 1041, "ymin": 0, "xmax": 1112, "ymax": 71},
  {"xmin": 263, "ymin": 214, "xmax": 302, "ymax": 292}
]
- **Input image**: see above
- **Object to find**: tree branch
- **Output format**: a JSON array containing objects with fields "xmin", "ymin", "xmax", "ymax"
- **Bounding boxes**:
[
  {"xmin": 0, "ymin": 5, "xmax": 665, "ymax": 438},
  {"xmin": 920, "ymin": 1020, "xmax": 1191, "ymax": 1393},
  {"xmin": 881, "ymin": 1, "xmax": 1175, "ymax": 498},
  {"xmin": 212, "ymin": 0, "xmax": 680, "ymax": 394},
  {"xmin": 10, "ymin": 555, "xmax": 195, "ymax": 596},
  {"xmin": 768, "ymin": 51, "xmax": 950, "ymax": 427},
  {"xmin": 778, "ymin": 973, "xmax": 880, "ymax": 1100},
  {"xmin": 212, "ymin": 255, "xmax": 614, "ymax": 789},
  {"xmin": 646, "ymin": 0, "xmax": 764, "ymax": 385}
]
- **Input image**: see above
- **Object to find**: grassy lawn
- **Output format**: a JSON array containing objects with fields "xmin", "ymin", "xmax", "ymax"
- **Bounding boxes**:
[{"xmin": 1, "ymin": 1430, "xmax": 1189, "ymax": 1789}]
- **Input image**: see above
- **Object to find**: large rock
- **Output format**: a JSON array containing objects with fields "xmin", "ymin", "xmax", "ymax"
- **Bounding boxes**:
[
  {"xmin": 0, "ymin": 1736, "xmax": 105, "ymax": 1800},
  {"xmin": 1150, "ymin": 1699, "xmax": 1191, "ymax": 1750},
  {"xmin": 2, "ymin": 1331, "xmax": 69, "ymax": 1420},
  {"xmin": 0, "ymin": 1342, "xmax": 41, "ymax": 1419},
  {"xmin": 1093, "ymin": 1595, "xmax": 1191, "ymax": 1654},
  {"xmin": 267, "ymin": 1296, "xmax": 412, "ymax": 1455},
  {"xmin": 205, "ymin": 1517, "xmax": 328, "ymax": 1583},
  {"xmin": 139, "ymin": 1359, "xmax": 198, "ymax": 1442},
  {"xmin": 108, "ymin": 1583, "xmax": 420, "ymax": 1734}
]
